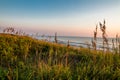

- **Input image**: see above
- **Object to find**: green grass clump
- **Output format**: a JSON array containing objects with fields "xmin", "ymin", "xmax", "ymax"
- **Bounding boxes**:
[{"xmin": 0, "ymin": 33, "xmax": 120, "ymax": 80}]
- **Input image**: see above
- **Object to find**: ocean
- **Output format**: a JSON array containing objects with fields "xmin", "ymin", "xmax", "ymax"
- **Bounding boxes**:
[{"xmin": 33, "ymin": 36, "xmax": 114, "ymax": 50}]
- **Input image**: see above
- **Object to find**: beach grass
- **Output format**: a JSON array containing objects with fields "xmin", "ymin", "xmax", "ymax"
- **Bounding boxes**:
[{"xmin": 0, "ymin": 33, "xmax": 120, "ymax": 80}]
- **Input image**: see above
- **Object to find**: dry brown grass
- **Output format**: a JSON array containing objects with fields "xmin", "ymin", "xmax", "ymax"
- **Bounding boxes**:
[
  {"xmin": 55, "ymin": 32, "xmax": 58, "ymax": 43},
  {"xmin": 99, "ymin": 20, "xmax": 109, "ymax": 51},
  {"xmin": 92, "ymin": 25, "xmax": 98, "ymax": 50}
]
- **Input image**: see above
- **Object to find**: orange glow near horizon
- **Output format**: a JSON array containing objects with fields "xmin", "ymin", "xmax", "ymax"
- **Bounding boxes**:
[{"xmin": 1, "ymin": 20, "xmax": 120, "ymax": 37}]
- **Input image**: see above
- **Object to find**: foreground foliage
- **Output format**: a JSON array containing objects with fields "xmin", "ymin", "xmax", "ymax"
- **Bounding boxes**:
[{"xmin": 0, "ymin": 33, "xmax": 120, "ymax": 80}]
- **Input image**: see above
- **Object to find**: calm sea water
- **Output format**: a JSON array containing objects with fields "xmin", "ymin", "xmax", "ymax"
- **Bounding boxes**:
[{"xmin": 34, "ymin": 36, "xmax": 114, "ymax": 49}]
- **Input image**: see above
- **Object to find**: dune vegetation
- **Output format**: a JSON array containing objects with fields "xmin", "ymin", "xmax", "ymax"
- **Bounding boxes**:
[{"xmin": 0, "ymin": 33, "xmax": 120, "ymax": 80}]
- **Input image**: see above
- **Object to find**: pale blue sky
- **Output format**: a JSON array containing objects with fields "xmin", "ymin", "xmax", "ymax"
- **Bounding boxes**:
[{"xmin": 0, "ymin": 0, "xmax": 120, "ymax": 37}]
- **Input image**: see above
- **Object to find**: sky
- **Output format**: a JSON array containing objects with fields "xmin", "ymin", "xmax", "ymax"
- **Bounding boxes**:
[{"xmin": 0, "ymin": 0, "xmax": 120, "ymax": 37}]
